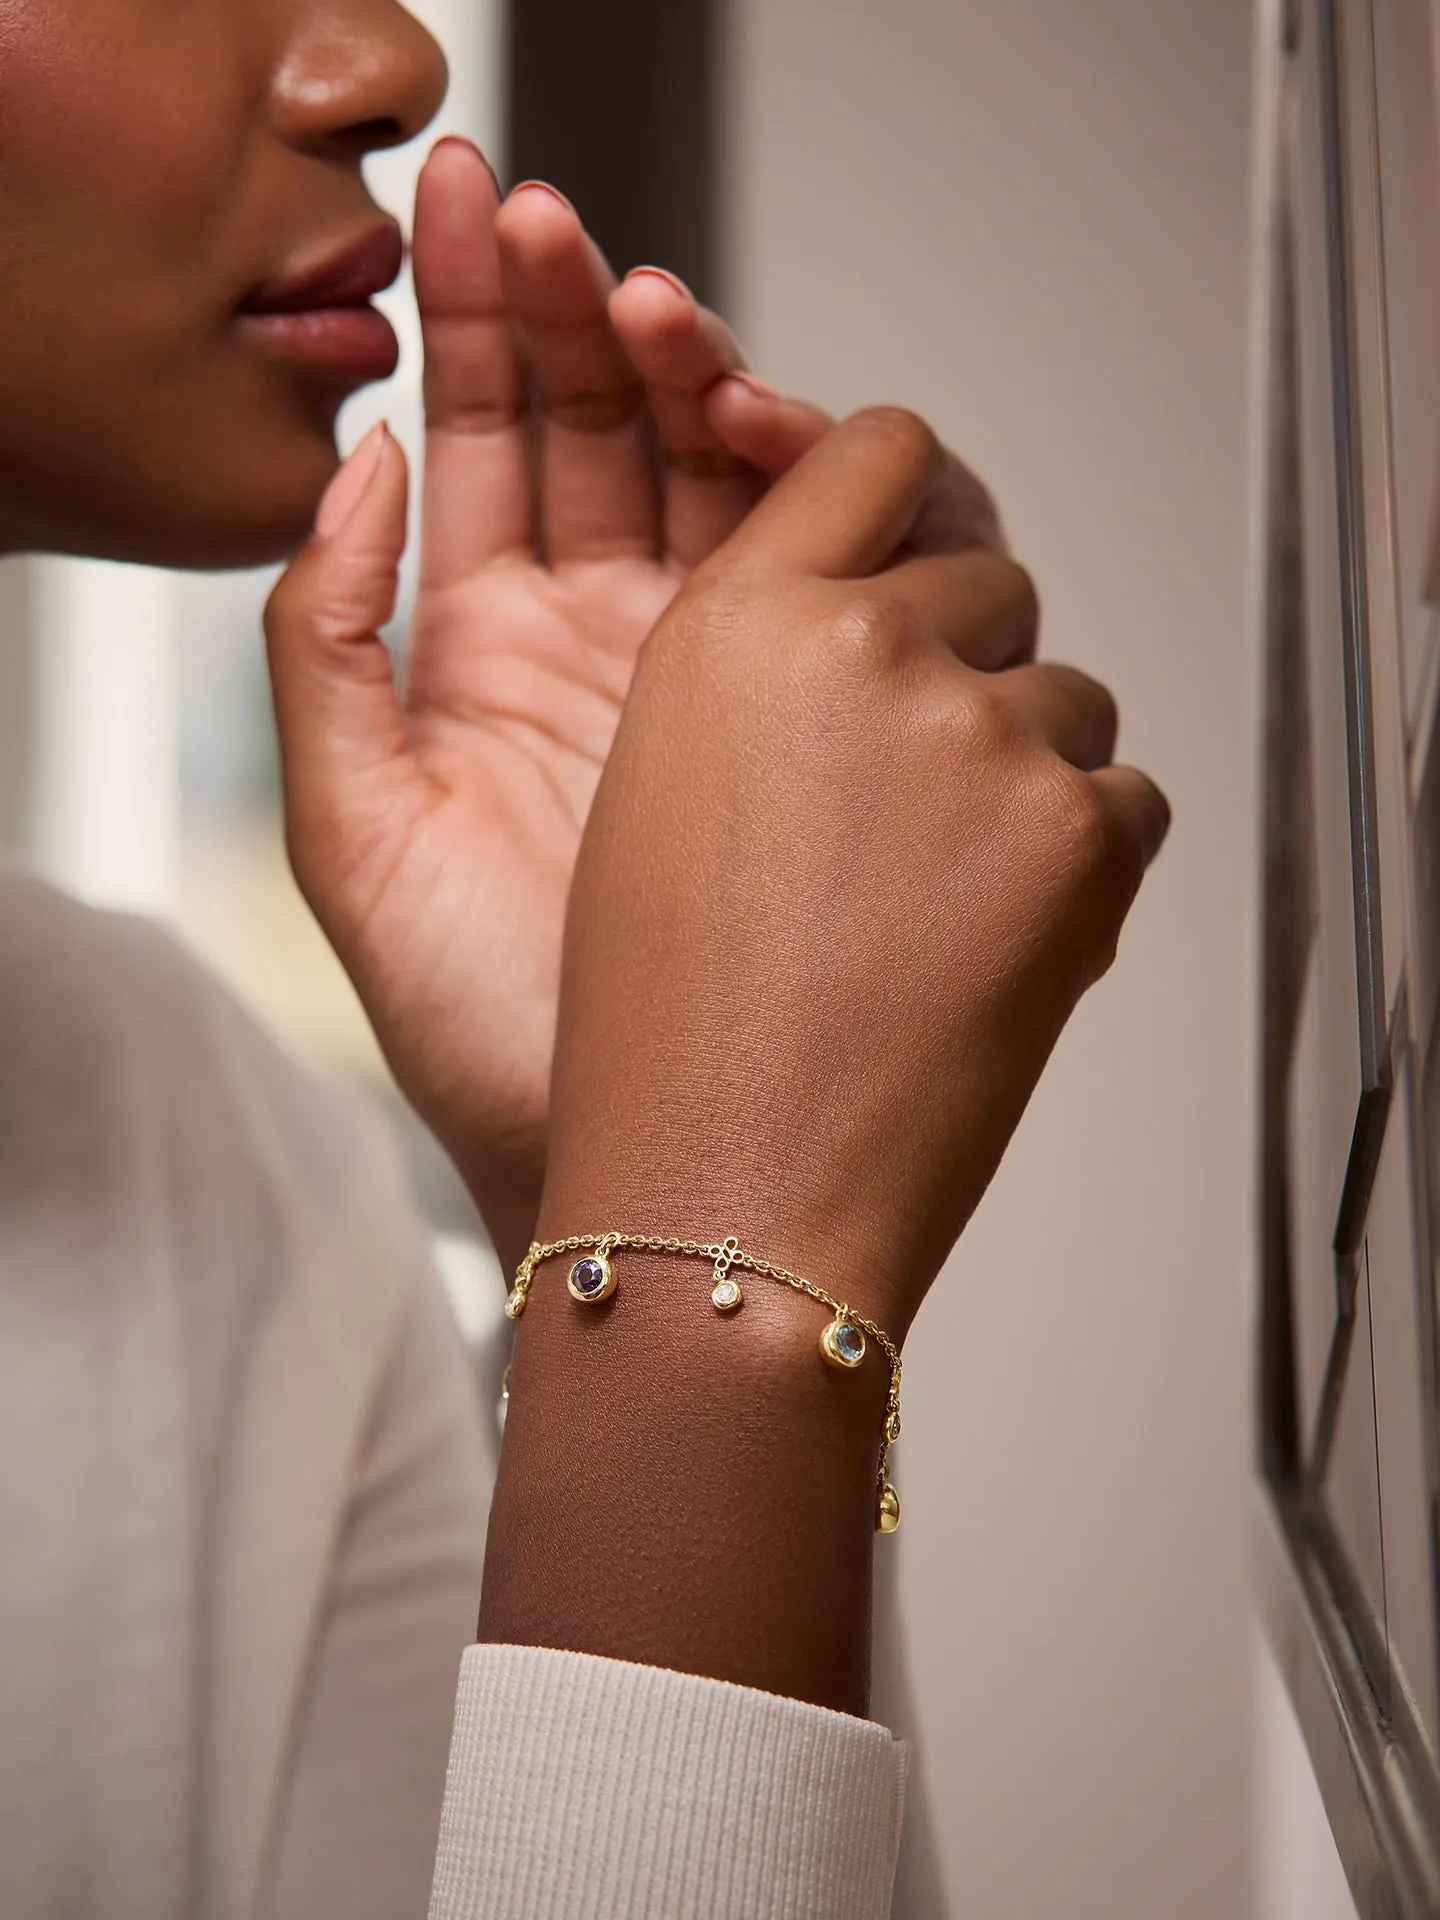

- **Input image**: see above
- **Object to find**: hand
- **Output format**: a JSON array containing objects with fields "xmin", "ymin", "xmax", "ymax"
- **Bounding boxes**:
[
  {"xmin": 483, "ymin": 407, "xmax": 1169, "ymax": 1710},
  {"xmin": 264, "ymin": 139, "xmax": 829, "ymax": 1264},
  {"xmin": 538, "ymin": 406, "xmax": 1170, "ymax": 1335}
]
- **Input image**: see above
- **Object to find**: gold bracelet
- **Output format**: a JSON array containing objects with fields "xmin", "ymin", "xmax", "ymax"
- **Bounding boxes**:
[{"xmin": 504, "ymin": 1231, "xmax": 903, "ymax": 1535}]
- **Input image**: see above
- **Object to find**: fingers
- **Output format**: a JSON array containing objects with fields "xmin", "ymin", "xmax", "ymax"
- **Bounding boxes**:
[
  {"xmin": 992, "ymin": 662, "xmax": 1118, "ymax": 770},
  {"xmin": 494, "ymin": 182, "xmax": 658, "ymax": 563},
  {"xmin": 987, "ymin": 663, "xmax": 1171, "ymax": 885},
  {"xmin": 704, "ymin": 373, "xmax": 833, "ymax": 480},
  {"xmin": 414, "ymin": 139, "xmax": 532, "ymax": 584},
  {"xmin": 418, "ymin": 153, "xmax": 836, "ymax": 575},
  {"xmin": 263, "ymin": 426, "xmax": 418, "ymax": 908},
  {"xmin": 606, "ymin": 269, "xmax": 755, "ymax": 566},
  {"xmin": 1090, "ymin": 764, "xmax": 1173, "ymax": 868},
  {"xmin": 724, "ymin": 406, "xmax": 1002, "ymax": 579},
  {"xmin": 607, "ymin": 270, "xmax": 830, "ymax": 565},
  {"xmin": 885, "ymin": 549, "xmax": 1039, "ymax": 669}
]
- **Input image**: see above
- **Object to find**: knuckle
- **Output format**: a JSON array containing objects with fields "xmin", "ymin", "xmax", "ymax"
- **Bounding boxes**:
[
  {"xmin": 1053, "ymin": 657, "xmax": 1114, "ymax": 707},
  {"xmin": 1028, "ymin": 769, "xmax": 1142, "ymax": 982},
  {"xmin": 830, "ymin": 585, "xmax": 919, "ymax": 657},
  {"xmin": 768, "ymin": 584, "xmax": 918, "ymax": 682},
  {"xmin": 954, "ymin": 677, "xmax": 1021, "ymax": 752},
  {"xmin": 1003, "ymin": 559, "xmax": 1042, "ymax": 641},
  {"xmin": 803, "ymin": 603, "xmax": 896, "ymax": 683},
  {"xmin": 1051, "ymin": 661, "xmax": 1119, "ymax": 739},
  {"xmin": 1039, "ymin": 763, "xmax": 1128, "ymax": 884},
  {"xmin": 953, "ymin": 554, "xmax": 1040, "ymax": 666}
]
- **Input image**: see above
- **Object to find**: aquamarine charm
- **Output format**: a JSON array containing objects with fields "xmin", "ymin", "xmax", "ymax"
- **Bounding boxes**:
[{"xmin": 820, "ymin": 1311, "xmax": 867, "ymax": 1369}]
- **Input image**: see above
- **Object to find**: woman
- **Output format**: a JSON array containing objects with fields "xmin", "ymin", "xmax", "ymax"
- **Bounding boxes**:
[{"xmin": 0, "ymin": 3, "xmax": 1169, "ymax": 1916}]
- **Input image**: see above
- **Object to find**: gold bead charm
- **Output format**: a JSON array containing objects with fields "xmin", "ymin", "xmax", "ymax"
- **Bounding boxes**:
[
  {"xmin": 567, "ymin": 1249, "xmax": 617, "ymax": 1304},
  {"xmin": 876, "ymin": 1483, "xmax": 901, "ymax": 1533},
  {"xmin": 820, "ymin": 1310, "xmax": 867, "ymax": 1369}
]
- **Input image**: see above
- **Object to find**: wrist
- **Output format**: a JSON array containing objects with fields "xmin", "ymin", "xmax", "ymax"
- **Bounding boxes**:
[
  {"xmin": 506, "ymin": 1239, "xmax": 892, "ymax": 1430},
  {"xmin": 452, "ymin": 1140, "xmax": 545, "ymax": 1277},
  {"xmin": 480, "ymin": 1242, "xmax": 889, "ymax": 1712},
  {"xmin": 533, "ymin": 1149, "xmax": 920, "ymax": 1340}
]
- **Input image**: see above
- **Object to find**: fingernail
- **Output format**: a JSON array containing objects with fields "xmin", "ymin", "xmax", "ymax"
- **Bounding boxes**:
[
  {"xmin": 724, "ymin": 371, "xmax": 779, "ymax": 402},
  {"xmin": 315, "ymin": 423, "xmax": 388, "ymax": 540},
  {"xmin": 509, "ymin": 179, "xmax": 575, "ymax": 214},
  {"xmin": 626, "ymin": 265, "xmax": 694, "ymax": 302},
  {"xmin": 430, "ymin": 135, "xmax": 498, "ymax": 185}
]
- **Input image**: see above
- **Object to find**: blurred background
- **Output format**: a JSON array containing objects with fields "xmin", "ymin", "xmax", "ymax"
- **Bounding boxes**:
[{"xmin": 0, "ymin": 0, "xmax": 1417, "ymax": 1914}]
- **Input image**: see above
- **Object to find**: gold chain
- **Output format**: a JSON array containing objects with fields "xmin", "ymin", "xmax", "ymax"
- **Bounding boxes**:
[{"xmin": 504, "ymin": 1232, "xmax": 903, "ymax": 1534}]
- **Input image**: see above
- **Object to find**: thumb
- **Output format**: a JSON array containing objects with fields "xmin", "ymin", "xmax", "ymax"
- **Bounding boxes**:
[{"xmin": 264, "ymin": 422, "xmax": 417, "ymax": 915}]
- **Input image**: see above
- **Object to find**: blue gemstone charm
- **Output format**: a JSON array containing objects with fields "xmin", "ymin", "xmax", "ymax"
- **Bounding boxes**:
[
  {"xmin": 567, "ymin": 1252, "xmax": 616, "ymax": 1304},
  {"xmin": 820, "ymin": 1312, "xmax": 867, "ymax": 1370}
]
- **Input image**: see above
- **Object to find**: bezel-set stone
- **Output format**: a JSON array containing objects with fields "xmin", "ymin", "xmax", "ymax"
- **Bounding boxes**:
[
  {"xmin": 711, "ymin": 1276, "xmax": 743, "ymax": 1311},
  {"xmin": 567, "ymin": 1252, "xmax": 616, "ymax": 1304},
  {"xmin": 504, "ymin": 1286, "xmax": 526, "ymax": 1320},
  {"xmin": 820, "ymin": 1314, "xmax": 867, "ymax": 1369}
]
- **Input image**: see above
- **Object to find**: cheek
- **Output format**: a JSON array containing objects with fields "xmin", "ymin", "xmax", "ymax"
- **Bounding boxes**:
[
  {"xmin": 0, "ymin": 7, "xmax": 252, "ymax": 340},
  {"xmin": 0, "ymin": 5, "xmax": 334, "ymax": 565}
]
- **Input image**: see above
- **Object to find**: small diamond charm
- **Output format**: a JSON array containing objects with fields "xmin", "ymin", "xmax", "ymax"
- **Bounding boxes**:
[
  {"xmin": 820, "ymin": 1310, "xmax": 867, "ymax": 1370},
  {"xmin": 709, "ymin": 1236, "xmax": 743, "ymax": 1313},
  {"xmin": 504, "ymin": 1286, "xmax": 527, "ymax": 1320},
  {"xmin": 567, "ymin": 1251, "xmax": 617, "ymax": 1304}
]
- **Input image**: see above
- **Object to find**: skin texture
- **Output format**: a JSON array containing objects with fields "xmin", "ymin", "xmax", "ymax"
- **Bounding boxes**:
[
  {"xmin": 0, "ymin": 0, "xmax": 447, "ymax": 564},
  {"xmin": 479, "ymin": 414, "xmax": 1168, "ymax": 1710},
  {"xmin": 271, "ymin": 393, "xmax": 1169, "ymax": 1709},
  {"xmin": 5, "ymin": 0, "xmax": 1172, "ymax": 1720},
  {"xmin": 268, "ymin": 141, "xmax": 842, "ymax": 1265},
  {"xmin": 0, "ymin": 0, "xmax": 840, "ymax": 1253}
]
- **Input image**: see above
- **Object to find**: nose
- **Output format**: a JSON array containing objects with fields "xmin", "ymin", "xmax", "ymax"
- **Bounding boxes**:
[{"xmin": 271, "ymin": 0, "xmax": 450, "ymax": 157}]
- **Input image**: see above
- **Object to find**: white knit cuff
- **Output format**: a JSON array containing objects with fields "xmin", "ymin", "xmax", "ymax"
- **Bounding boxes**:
[{"xmin": 428, "ymin": 1643, "xmax": 908, "ymax": 1920}]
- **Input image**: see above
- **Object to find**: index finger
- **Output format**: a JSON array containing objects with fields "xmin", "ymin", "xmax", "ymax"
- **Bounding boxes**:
[{"xmin": 722, "ymin": 406, "xmax": 1004, "ymax": 579}]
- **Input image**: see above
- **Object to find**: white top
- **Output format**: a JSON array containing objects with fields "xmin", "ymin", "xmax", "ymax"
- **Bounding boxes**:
[{"xmin": 0, "ymin": 871, "xmax": 906, "ymax": 1919}]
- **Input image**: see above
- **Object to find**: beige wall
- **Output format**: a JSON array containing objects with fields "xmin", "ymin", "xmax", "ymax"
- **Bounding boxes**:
[{"xmin": 723, "ymin": 4, "xmax": 1256, "ymax": 1914}]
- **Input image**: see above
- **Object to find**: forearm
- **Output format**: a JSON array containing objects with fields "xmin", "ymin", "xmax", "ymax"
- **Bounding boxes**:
[
  {"xmin": 467, "ymin": 1172, "xmax": 542, "ymax": 1281},
  {"xmin": 478, "ymin": 1229, "xmax": 888, "ymax": 1717}
]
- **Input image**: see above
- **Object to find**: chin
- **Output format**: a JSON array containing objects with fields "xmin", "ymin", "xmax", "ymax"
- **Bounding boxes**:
[
  {"xmin": 163, "ymin": 491, "xmax": 333, "ymax": 572},
  {"xmin": 52, "ymin": 429, "xmax": 341, "ymax": 573}
]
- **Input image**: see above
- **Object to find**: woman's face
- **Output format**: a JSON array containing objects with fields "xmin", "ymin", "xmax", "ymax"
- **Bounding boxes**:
[{"xmin": 0, "ymin": 0, "xmax": 447, "ymax": 567}]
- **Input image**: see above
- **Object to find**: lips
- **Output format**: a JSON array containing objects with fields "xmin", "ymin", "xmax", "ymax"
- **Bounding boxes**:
[{"xmin": 237, "ymin": 222, "xmax": 405, "ymax": 381}]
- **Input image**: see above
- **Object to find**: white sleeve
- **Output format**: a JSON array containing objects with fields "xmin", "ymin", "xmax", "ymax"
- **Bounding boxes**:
[{"xmin": 428, "ymin": 1643, "xmax": 907, "ymax": 1920}]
